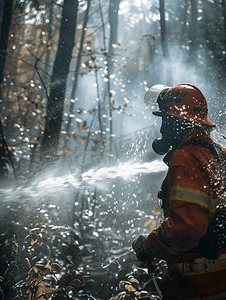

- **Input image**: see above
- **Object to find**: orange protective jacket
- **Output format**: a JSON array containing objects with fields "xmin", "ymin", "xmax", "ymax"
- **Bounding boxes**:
[{"xmin": 147, "ymin": 130, "xmax": 226, "ymax": 299}]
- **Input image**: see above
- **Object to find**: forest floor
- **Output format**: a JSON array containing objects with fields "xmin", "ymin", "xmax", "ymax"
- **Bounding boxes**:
[{"xmin": 0, "ymin": 171, "xmax": 164, "ymax": 300}]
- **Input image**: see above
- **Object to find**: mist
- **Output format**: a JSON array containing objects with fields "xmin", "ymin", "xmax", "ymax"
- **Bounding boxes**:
[{"xmin": 1, "ymin": 0, "xmax": 226, "ymax": 298}]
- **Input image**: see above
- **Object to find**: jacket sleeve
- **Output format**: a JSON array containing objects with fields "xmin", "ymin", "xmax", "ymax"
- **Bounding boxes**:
[{"xmin": 146, "ymin": 163, "xmax": 217, "ymax": 262}]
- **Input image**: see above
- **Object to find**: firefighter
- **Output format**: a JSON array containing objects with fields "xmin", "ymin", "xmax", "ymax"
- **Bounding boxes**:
[{"xmin": 132, "ymin": 84, "xmax": 226, "ymax": 300}]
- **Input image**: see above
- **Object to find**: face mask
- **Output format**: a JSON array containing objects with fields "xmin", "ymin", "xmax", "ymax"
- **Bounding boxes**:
[
  {"xmin": 152, "ymin": 115, "xmax": 193, "ymax": 155},
  {"xmin": 152, "ymin": 138, "xmax": 170, "ymax": 155},
  {"xmin": 152, "ymin": 114, "xmax": 174, "ymax": 155}
]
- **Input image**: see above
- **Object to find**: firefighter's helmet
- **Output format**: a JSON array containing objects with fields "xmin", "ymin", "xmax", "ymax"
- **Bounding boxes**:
[{"xmin": 145, "ymin": 84, "xmax": 215, "ymax": 126}]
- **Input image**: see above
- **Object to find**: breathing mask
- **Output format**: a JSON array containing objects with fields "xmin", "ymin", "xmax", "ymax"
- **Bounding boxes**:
[
  {"xmin": 152, "ymin": 138, "xmax": 170, "ymax": 155},
  {"xmin": 152, "ymin": 113, "xmax": 174, "ymax": 155}
]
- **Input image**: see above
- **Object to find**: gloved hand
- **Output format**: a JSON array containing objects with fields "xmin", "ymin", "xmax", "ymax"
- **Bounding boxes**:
[{"xmin": 132, "ymin": 234, "xmax": 154, "ymax": 262}]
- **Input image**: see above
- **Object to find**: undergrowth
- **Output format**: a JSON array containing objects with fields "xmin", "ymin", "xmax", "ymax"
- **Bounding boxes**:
[{"xmin": 0, "ymin": 189, "xmax": 164, "ymax": 300}]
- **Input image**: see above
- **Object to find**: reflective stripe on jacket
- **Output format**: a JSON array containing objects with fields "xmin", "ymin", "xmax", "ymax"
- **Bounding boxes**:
[
  {"xmin": 171, "ymin": 185, "xmax": 220, "ymax": 213},
  {"xmin": 169, "ymin": 251, "xmax": 226, "ymax": 277}
]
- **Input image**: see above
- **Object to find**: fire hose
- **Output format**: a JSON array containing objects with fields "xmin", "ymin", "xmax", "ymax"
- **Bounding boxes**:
[
  {"xmin": 142, "ymin": 253, "xmax": 163, "ymax": 299},
  {"xmin": 103, "ymin": 247, "xmax": 163, "ymax": 299},
  {"xmin": 132, "ymin": 235, "xmax": 163, "ymax": 299}
]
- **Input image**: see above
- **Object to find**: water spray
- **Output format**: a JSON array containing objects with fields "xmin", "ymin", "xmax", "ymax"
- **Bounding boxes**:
[{"xmin": 143, "ymin": 117, "xmax": 158, "ymax": 150}]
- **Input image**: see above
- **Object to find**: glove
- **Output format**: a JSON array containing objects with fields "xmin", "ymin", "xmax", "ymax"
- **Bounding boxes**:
[{"xmin": 132, "ymin": 234, "xmax": 154, "ymax": 263}]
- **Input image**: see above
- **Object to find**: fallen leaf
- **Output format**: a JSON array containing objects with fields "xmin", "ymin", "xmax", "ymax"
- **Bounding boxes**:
[
  {"xmin": 26, "ymin": 273, "xmax": 43, "ymax": 286},
  {"xmin": 151, "ymin": 206, "xmax": 161, "ymax": 216},
  {"xmin": 65, "ymin": 286, "xmax": 74, "ymax": 291},
  {"xmin": 31, "ymin": 238, "xmax": 38, "ymax": 246},
  {"xmin": 31, "ymin": 265, "xmax": 50, "ymax": 275},
  {"xmin": 66, "ymin": 255, "xmax": 74, "ymax": 265},
  {"xmin": 81, "ymin": 275, "xmax": 90, "ymax": 284},
  {"xmin": 119, "ymin": 280, "xmax": 131, "ymax": 288},
  {"xmin": 128, "ymin": 277, "xmax": 139, "ymax": 284},
  {"xmin": 143, "ymin": 218, "xmax": 154, "ymax": 228},
  {"xmin": 69, "ymin": 279, "xmax": 82, "ymax": 287},
  {"xmin": 150, "ymin": 220, "xmax": 157, "ymax": 230},
  {"xmin": 26, "ymin": 258, "xmax": 31, "ymax": 269},
  {"xmin": 125, "ymin": 284, "xmax": 136, "ymax": 292},
  {"xmin": 110, "ymin": 291, "xmax": 126, "ymax": 300},
  {"xmin": 51, "ymin": 263, "xmax": 62, "ymax": 273}
]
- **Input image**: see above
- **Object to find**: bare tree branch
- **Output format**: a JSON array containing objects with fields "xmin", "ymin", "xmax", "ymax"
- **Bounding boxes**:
[{"xmin": 25, "ymin": 47, "xmax": 50, "ymax": 102}]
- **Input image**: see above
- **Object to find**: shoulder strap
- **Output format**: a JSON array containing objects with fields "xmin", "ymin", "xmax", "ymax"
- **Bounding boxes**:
[{"xmin": 178, "ymin": 139, "xmax": 225, "ymax": 164}]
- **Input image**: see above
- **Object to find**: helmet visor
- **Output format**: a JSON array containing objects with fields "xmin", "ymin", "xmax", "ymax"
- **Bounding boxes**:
[{"xmin": 144, "ymin": 84, "xmax": 170, "ymax": 109}]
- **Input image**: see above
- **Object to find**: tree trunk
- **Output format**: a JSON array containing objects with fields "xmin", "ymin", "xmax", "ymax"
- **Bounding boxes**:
[
  {"xmin": 40, "ymin": 0, "xmax": 79, "ymax": 163},
  {"xmin": 45, "ymin": 0, "xmax": 53, "ymax": 77},
  {"xmin": 108, "ymin": 0, "xmax": 120, "ymax": 58},
  {"xmin": 181, "ymin": 0, "xmax": 188, "ymax": 44},
  {"xmin": 222, "ymin": 0, "xmax": 226, "ymax": 45},
  {"xmin": 159, "ymin": 0, "xmax": 167, "ymax": 58},
  {"xmin": 159, "ymin": 0, "xmax": 172, "ymax": 85},
  {"xmin": 65, "ymin": 0, "xmax": 91, "ymax": 140},
  {"xmin": 0, "ymin": 0, "xmax": 14, "ymax": 95},
  {"xmin": 108, "ymin": 0, "xmax": 120, "ymax": 151},
  {"xmin": 189, "ymin": 0, "xmax": 198, "ymax": 54}
]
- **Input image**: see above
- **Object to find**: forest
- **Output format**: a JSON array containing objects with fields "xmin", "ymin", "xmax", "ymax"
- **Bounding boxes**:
[{"xmin": 0, "ymin": 0, "xmax": 226, "ymax": 299}]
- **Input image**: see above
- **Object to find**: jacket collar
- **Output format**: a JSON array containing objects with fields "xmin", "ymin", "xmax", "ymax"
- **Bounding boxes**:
[{"xmin": 163, "ymin": 129, "xmax": 213, "ymax": 165}]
